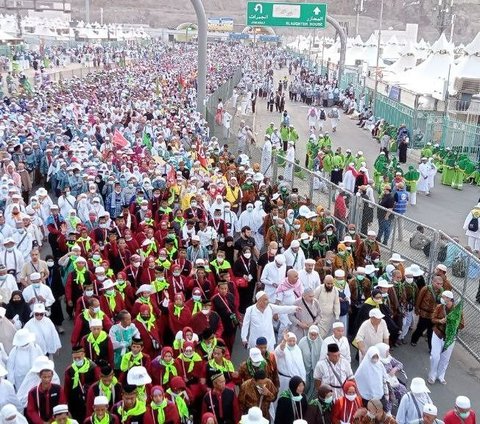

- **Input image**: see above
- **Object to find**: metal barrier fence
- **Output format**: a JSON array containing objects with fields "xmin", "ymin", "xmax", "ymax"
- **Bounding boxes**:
[
  {"xmin": 273, "ymin": 155, "xmax": 480, "ymax": 362},
  {"xmin": 205, "ymin": 67, "xmax": 243, "ymax": 139}
]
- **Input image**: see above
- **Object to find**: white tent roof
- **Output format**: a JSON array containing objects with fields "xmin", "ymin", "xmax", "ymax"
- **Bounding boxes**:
[{"xmin": 465, "ymin": 32, "xmax": 480, "ymax": 55}]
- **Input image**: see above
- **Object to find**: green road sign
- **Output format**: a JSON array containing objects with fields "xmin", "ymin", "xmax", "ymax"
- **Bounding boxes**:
[{"xmin": 246, "ymin": 2, "xmax": 327, "ymax": 28}]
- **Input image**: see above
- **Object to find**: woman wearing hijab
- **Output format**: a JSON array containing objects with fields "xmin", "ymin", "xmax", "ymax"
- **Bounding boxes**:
[
  {"xmin": 232, "ymin": 246, "xmax": 258, "ymax": 313},
  {"xmin": 332, "ymin": 381, "xmax": 363, "ymax": 424},
  {"xmin": 297, "ymin": 325, "xmax": 323, "ymax": 401},
  {"xmin": 376, "ymin": 343, "xmax": 407, "ymax": 411},
  {"xmin": 274, "ymin": 376, "xmax": 308, "ymax": 424},
  {"xmin": 354, "ymin": 346, "xmax": 388, "ymax": 407},
  {"xmin": 305, "ymin": 384, "xmax": 334, "ymax": 424},
  {"xmin": 357, "ymin": 399, "xmax": 397, "ymax": 424},
  {"xmin": 148, "ymin": 385, "xmax": 180, "ymax": 424},
  {"xmin": 201, "ymin": 412, "xmax": 217, "ymax": 424},
  {"xmin": 274, "ymin": 332, "xmax": 306, "ymax": 395},
  {"xmin": 4, "ymin": 290, "xmax": 31, "ymax": 329}
]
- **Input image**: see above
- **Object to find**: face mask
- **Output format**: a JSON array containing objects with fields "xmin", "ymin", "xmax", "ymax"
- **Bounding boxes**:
[
  {"xmin": 247, "ymin": 207, "xmax": 253, "ymax": 212},
  {"xmin": 326, "ymin": 230, "xmax": 333, "ymax": 236},
  {"xmin": 292, "ymin": 394, "xmax": 303, "ymax": 402},
  {"xmin": 133, "ymin": 262, "xmax": 141, "ymax": 268},
  {"xmin": 173, "ymin": 272, "xmax": 181, "ymax": 277},
  {"xmin": 191, "ymin": 202, "xmax": 197, "ymax": 207},
  {"xmin": 47, "ymin": 260, "xmax": 55, "ymax": 267},
  {"xmin": 324, "ymin": 396, "xmax": 333, "ymax": 404},
  {"xmin": 405, "ymin": 277, "xmax": 414, "ymax": 283},
  {"xmin": 106, "ymin": 289, "xmax": 114, "ymax": 295},
  {"xmin": 216, "ymin": 257, "xmax": 224, "ymax": 264},
  {"xmin": 85, "ymin": 290, "xmax": 94, "ymax": 297},
  {"xmin": 338, "ymin": 251, "xmax": 345, "ymax": 256},
  {"xmin": 33, "ymin": 283, "xmax": 41, "ymax": 289},
  {"xmin": 159, "ymin": 256, "xmax": 167, "ymax": 261},
  {"xmin": 97, "ymin": 275, "xmax": 106, "ymax": 282},
  {"xmin": 141, "ymin": 206, "xmax": 148, "ymax": 211},
  {"xmin": 93, "ymin": 254, "xmax": 101, "ymax": 261},
  {"xmin": 440, "ymin": 298, "xmax": 446, "ymax": 305},
  {"xmin": 201, "ymin": 309, "xmax": 209, "ymax": 315},
  {"xmin": 74, "ymin": 359, "xmax": 84, "ymax": 367},
  {"xmin": 128, "ymin": 183, "xmax": 134, "ymax": 188},
  {"xmin": 367, "ymin": 412, "xmax": 376, "ymax": 419},
  {"xmin": 459, "ymin": 412, "xmax": 470, "ymax": 419},
  {"xmin": 294, "ymin": 224, "xmax": 301, "ymax": 229},
  {"xmin": 192, "ymin": 295, "xmax": 201, "ymax": 301},
  {"xmin": 6, "ymin": 247, "xmax": 14, "ymax": 252},
  {"xmin": 92, "ymin": 307, "xmax": 100, "ymax": 313},
  {"xmin": 349, "ymin": 230, "xmax": 356, "ymax": 235},
  {"xmin": 224, "ymin": 208, "xmax": 230, "ymax": 212},
  {"xmin": 357, "ymin": 275, "xmax": 365, "ymax": 281},
  {"xmin": 346, "ymin": 394, "xmax": 357, "ymax": 402},
  {"xmin": 244, "ymin": 252, "xmax": 252, "ymax": 259},
  {"xmin": 184, "ymin": 351, "xmax": 193, "ymax": 358},
  {"xmin": 382, "ymin": 293, "xmax": 388, "ymax": 298}
]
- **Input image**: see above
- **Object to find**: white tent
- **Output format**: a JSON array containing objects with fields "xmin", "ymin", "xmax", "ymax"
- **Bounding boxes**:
[
  {"xmin": 383, "ymin": 43, "xmax": 418, "ymax": 80},
  {"xmin": 396, "ymin": 33, "xmax": 454, "ymax": 95},
  {"xmin": 345, "ymin": 35, "xmax": 364, "ymax": 65}
]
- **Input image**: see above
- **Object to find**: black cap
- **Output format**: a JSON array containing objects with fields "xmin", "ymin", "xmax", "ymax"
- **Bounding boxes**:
[{"xmin": 327, "ymin": 343, "xmax": 340, "ymax": 353}]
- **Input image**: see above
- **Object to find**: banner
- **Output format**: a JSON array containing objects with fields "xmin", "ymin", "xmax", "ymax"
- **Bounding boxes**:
[{"xmin": 208, "ymin": 17, "xmax": 234, "ymax": 32}]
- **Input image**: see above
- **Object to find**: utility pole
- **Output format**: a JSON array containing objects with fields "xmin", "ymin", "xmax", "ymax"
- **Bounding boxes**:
[
  {"xmin": 190, "ymin": 0, "xmax": 207, "ymax": 116},
  {"xmin": 437, "ymin": 0, "xmax": 454, "ymax": 36},
  {"xmin": 354, "ymin": 0, "xmax": 364, "ymax": 37},
  {"xmin": 372, "ymin": 0, "xmax": 384, "ymax": 116},
  {"xmin": 85, "ymin": 0, "xmax": 90, "ymax": 24}
]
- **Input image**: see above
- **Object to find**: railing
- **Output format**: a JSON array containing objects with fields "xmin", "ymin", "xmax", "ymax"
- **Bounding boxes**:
[{"xmin": 272, "ymin": 155, "xmax": 480, "ymax": 362}]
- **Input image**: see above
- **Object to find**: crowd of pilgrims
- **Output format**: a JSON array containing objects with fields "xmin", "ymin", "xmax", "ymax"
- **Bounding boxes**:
[{"xmin": 0, "ymin": 40, "xmax": 474, "ymax": 424}]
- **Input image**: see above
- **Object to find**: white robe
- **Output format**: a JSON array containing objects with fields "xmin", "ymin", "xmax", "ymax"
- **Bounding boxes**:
[
  {"xmin": 427, "ymin": 160, "xmax": 437, "ymax": 189},
  {"xmin": 24, "ymin": 317, "xmax": 61, "ymax": 355},
  {"xmin": 320, "ymin": 335, "xmax": 352, "ymax": 364},
  {"xmin": 7, "ymin": 343, "xmax": 44, "ymax": 389},
  {"xmin": 241, "ymin": 303, "xmax": 297, "ymax": 351},
  {"xmin": 274, "ymin": 344, "xmax": 307, "ymax": 394},
  {"xmin": 396, "ymin": 391, "xmax": 433, "ymax": 424},
  {"xmin": 298, "ymin": 269, "xmax": 321, "ymax": 292},
  {"xmin": 261, "ymin": 262, "xmax": 287, "ymax": 302},
  {"xmin": 343, "ymin": 170, "xmax": 356, "ymax": 193},
  {"xmin": 284, "ymin": 146, "xmax": 295, "ymax": 182},
  {"xmin": 0, "ymin": 275, "xmax": 18, "ymax": 305},
  {"xmin": 417, "ymin": 163, "xmax": 430, "ymax": 193},
  {"xmin": 261, "ymin": 140, "xmax": 273, "ymax": 177},
  {"xmin": 0, "ymin": 379, "xmax": 22, "ymax": 411},
  {"xmin": 354, "ymin": 346, "xmax": 388, "ymax": 400},
  {"xmin": 0, "ymin": 318, "xmax": 16, "ymax": 354},
  {"xmin": 283, "ymin": 247, "xmax": 306, "ymax": 271},
  {"xmin": 22, "ymin": 284, "xmax": 55, "ymax": 310},
  {"xmin": 0, "ymin": 411, "xmax": 29, "ymax": 424}
]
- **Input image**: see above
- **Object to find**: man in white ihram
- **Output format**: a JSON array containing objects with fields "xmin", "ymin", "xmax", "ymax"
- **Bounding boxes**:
[
  {"xmin": 21, "ymin": 272, "xmax": 55, "ymax": 312},
  {"xmin": 320, "ymin": 321, "xmax": 352, "ymax": 364},
  {"xmin": 283, "ymin": 240, "xmax": 305, "ymax": 272},
  {"xmin": 298, "ymin": 258, "xmax": 321, "ymax": 292},
  {"xmin": 261, "ymin": 254, "xmax": 287, "ymax": 302},
  {"xmin": 396, "ymin": 377, "xmax": 433, "ymax": 424},
  {"xmin": 241, "ymin": 290, "xmax": 300, "ymax": 351}
]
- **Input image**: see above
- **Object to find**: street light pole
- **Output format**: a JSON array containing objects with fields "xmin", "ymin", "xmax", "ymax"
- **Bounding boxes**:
[
  {"xmin": 372, "ymin": 0, "xmax": 384, "ymax": 116},
  {"xmin": 85, "ymin": 0, "xmax": 90, "ymax": 24},
  {"xmin": 354, "ymin": 0, "xmax": 364, "ymax": 37},
  {"xmin": 190, "ymin": 0, "xmax": 207, "ymax": 116}
]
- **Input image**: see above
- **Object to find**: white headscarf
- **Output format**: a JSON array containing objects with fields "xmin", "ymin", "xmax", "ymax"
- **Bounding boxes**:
[{"xmin": 354, "ymin": 346, "xmax": 387, "ymax": 400}]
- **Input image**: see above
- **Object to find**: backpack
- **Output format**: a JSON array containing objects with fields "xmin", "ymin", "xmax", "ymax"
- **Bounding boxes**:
[
  {"xmin": 319, "ymin": 110, "xmax": 326, "ymax": 120},
  {"xmin": 468, "ymin": 216, "xmax": 479, "ymax": 232},
  {"xmin": 452, "ymin": 255, "xmax": 466, "ymax": 278}
]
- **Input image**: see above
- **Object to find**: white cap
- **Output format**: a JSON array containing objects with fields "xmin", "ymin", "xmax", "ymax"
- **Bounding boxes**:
[
  {"xmin": 241, "ymin": 407, "xmax": 269, "ymax": 424},
  {"xmin": 30, "ymin": 272, "xmax": 41, "ymax": 280},
  {"xmin": 275, "ymin": 254, "xmax": 286, "ymax": 265},
  {"xmin": 95, "ymin": 266, "xmax": 105, "ymax": 274},
  {"xmin": 442, "ymin": 290, "xmax": 454, "ymax": 299},
  {"xmin": 369, "ymin": 308, "xmax": 385, "ymax": 319},
  {"xmin": 367, "ymin": 230, "xmax": 377, "ymax": 236},
  {"xmin": 0, "ymin": 404, "xmax": 17, "ymax": 420},
  {"xmin": 191, "ymin": 235, "xmax": 200, "ymax": 241},
  {"xmin": 436, "ymin": 264, "xmax": 447, "ymax": 272},
  {"xmin": 290, "ymin": 240, "xmax": 300, "ymax": 248},
  {"xmin": 423, "ymin": 404, "xmax": 438, "ymax": 415},
  {"xmin": 31, "ymin": 356, "xmax": 55, "ymax": 372},
  {"xmin": 334, "ymin": 269, "xmax": 345, "ymax": 278},
  {"xmin": 356, "ymin": 267, "xmax": 365, "ymax": 274},
  {"xmin": 0, "ymin": 364, "xmax": 7, "ymax": 377},
  {"xmin": 127, "ymin": 366, "xmax": 152, "ymax": 386},
  {"xmin": 255, "ymin": 290, "xmax": 267, "ymax": 301},
  {"xmin": 89, "ymin": 319, "xmax": 103, "ymax": 328},
  {"xmin": 332, "ymin": 321, "xmax": 344, "ymax": 329},
  {"xmin": 456, "ymin": 396, "xmax": 471, "ymax": 409},
  {"xmin": 94, "ymin": 396, "xmax": 109, "ymax": 406},
  {"xmin": 389, "ymin": 253, "xmax": 405, "ymax": 262},
  {"xmin": 32, "ymin": 303, "xmax": 46, "ymax": 314},
  {"xmin": 365, "ymin": 264, "xmax": 379, "ymax": 274},
  {"xmin": 135, "ymin": 284, "xmax": 153, "ymax": 295},
  {"xmin": 410, "ymin": 377, "xmax": 430, "ymax": 394},
  {"xmin": 249, "ymin": 347, "xmax": 263, "ymax": 363},
  {"xmin": 406, "ymin": 264, "xmax": 424, "ymax": 277},
  {"xmin": 342, "ymin": 235, "xmax": 356, "ymax": 243},
  {"xmin": 305, "ymin": 258, "xmax": 316, "ymax": 265},
  {"xmin": 53, "ymin": 405, "xmax": 69, "ymax": 415},
  {"xmin": 377, "ymin": 278, "xmax": 393, "ymax": 288}
]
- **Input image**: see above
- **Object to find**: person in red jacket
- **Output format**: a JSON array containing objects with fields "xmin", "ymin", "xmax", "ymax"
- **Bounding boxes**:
[
  {"xmin": 201, "ymin": 373, "xmax": 240, "ymax": 424},
  {"xmin": 111, "ymin": 384, "xmax": 154, "ymax": 424},
  {"xmin": 185, "ymin": 287, "xmax": 204, "ymax": 315},
  {"xmin": 98, "ymin": 279, "xmax": 126, "ymax": 319},
  {"xmin": 131, "ymin": 284, "xmax": 161, "ymax": 319},
  {"xmin": 211, "ymin": 281, "xmax": 240, "ymax": 353},
  {"xmin": 85, "ymin": 365, "xmax": 122, "ymax": 417},
  {"xmin": 174, "ymin": 341, "xmax": 206, "ymax": 403},
  {"xmin": 26, "ymin": 365, "xmax": 66, "ymax": 424},
  {"xmin": 167, "ymin": 293, "xmax": 192, "ymax": 336},
  {"xmin": 168, "ymin": 264, "xmax": 187, "ymax": 298},
  {"xmin": 84, "ymin": 394, "xmax": 120, "ymax": 424},
  {"xmin": 65, "ymin": 256, "xmax": 95, "ymax": 315},
  {"xmin": 332, "ymin": 380, "xmax": 363, "ymax": 424},
  {"xmin": 133, "ymin": 304, "xmax": 162, "ymax": 358},
  {"xmin": 71, "ymin": 297, "xmax": 113, "ymax": 346},
  {"xmin": 444, "ymin": 396, "xmax": 476, "ymax": 424},
  {"xmin": 81, "ymin": 318, "xmax": 115, "ymax": 367},
  {"xmin": 150, "ymin": 347, "xmax": 179, "ymax": 389},
  {"xmin": 148, "ymin": 385, "xmax": 180, "ymax": 424},
  {"xmin": 75, "ymin": 281, "xmax": 98, "ymax": 316},
  {"xmin": 122, "ymin": 254, "xmax": 142, "ymax": 289}
]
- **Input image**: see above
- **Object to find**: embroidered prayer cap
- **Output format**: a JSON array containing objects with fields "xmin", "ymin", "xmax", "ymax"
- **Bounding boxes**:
[
  {"xmin": 423, "ymin": 404, "xmax": 438, "ymax": 416},
  {"xmin": 94, "ymin": 396, "xmax": 109, "ymax": 406},
  {"xmin": 30, "ymin": 272, "xmax": 41, "ymax": 281},
  {"xmin": 89, "ymin": 319, "xmax": 103, "ymax": 328},
  {"xmin": 32, "ymin": 303, "xmax": 46, "ymax": 315},
  {"xmin": 52, "ymin": 405, "xmax": 69, "ymax": 416}
]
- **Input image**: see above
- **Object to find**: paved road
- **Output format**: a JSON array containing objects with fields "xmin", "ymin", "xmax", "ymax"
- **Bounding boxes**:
[{"xmin": 251, "ymin": 69, "xmax": 479, "ymax": 245}]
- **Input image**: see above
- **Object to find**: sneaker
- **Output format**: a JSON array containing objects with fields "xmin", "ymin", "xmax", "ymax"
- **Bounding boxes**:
[
  {"xmin": 439, "ymin": 379, "xmax": 447, "ymax": 385},
  {"xmin": 427, "ymin": 378, "xmax": 435, "ymax": 385}
]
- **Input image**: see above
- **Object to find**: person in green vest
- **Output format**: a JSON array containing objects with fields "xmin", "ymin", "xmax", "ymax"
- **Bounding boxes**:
[
  {"xmin": 331, "ymin": 151, "xmax": 344, "ymax": 184},
  {"xmin": 403, "ymin": 165, "xmax": 420, "ymax": 205},
  {"xmin": 421, "ymin": 142, "xmax": 433, "ymax": 158},
  {"xmin": 288, "ymin": 125, "xmax": 299, "ymax": 146},
  {"xmin": 155, "ymin": 249, "xmax": 172, "ymax": 270},
  {"xmin": 354, "ymin": 150, "xmax": 366, "ymax": 170},
  {"xmin": 343, "ymin": 149, "xmax": 354, "ymax": 170},
  {"xmin": 120, "ymin": 337, "xmax": 150, "ymax": 374},
  {"xmin": 209, "ymin": 249, "xmax": 232, "ymax": 281},
  {"xmin": 441, "ymin": 149, "xmax": 456, "ymax": 186},
  {"xmin": 266, "ymin": 122, "xmax": 275, "ymax": 136},
  {"xmin": 280, "ymin": 123, "xmax": 290, "ymax": 152},
  {"xmin": 306, "ymin": 135, "xmax": 319, "ymax": 169},
  {"xmin": 318, "ymin": 132, "xmax": 332, "ymax": 150},
  {"xmin": 149, "ymin": 385, "xmax": 180, "ymax": 423},
  {"xmin": 51, "ymin": 404, "xmax": 76, "ymax": 424},
  {"xmin": 322, "ymin": 151, "xmax": 334, "ymax": 177},
  {"xmin": 451, "ymin": 156, "xmax": 470, "ymax": 190},
  {"xmin": 373, "ymin": 152, "xmax": 388, "ymax": 191},
  {"xmin": 436, "ymin": 146, "xmax": 448, "ymax": 173}
]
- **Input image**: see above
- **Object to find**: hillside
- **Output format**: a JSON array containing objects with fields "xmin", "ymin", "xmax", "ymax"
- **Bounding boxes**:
[{"xmin": 68, "ymin": 0, "xmax": 480, "ymax": 43}]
